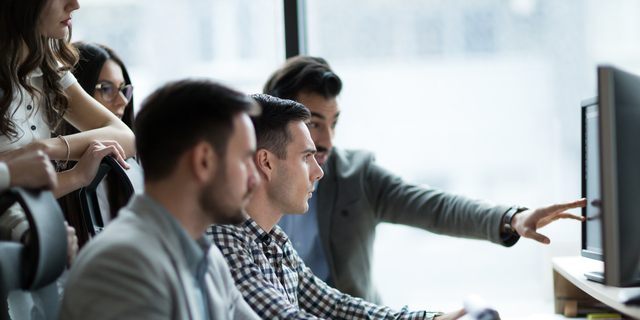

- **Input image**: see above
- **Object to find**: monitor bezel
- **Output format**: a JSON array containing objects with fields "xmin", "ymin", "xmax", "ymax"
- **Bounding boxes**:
[{"xmin": 580, "ymin": 96, "xmax": 603, "ymax": 261}]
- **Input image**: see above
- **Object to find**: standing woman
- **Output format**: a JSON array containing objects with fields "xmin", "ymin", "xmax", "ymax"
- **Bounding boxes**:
[
  {"xmin": 0, "ymin": 0, "xmax": 135, "ymax": 246},
  {"xmin": 1, "ymin": 0, "xmax": 136, "ymax": 318},
  {"xmin": 57, "ymin": 42, "xmax": 135, "ymax": 248}
]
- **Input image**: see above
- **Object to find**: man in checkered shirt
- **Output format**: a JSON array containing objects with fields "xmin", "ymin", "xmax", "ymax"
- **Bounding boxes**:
[{"xmin": 208, "ymin": 94, "xmax": 467, "ymax": 320}]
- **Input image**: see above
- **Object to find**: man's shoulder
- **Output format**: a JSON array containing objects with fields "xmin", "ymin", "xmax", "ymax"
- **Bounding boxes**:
[
  {"xmin": 208, "ymin": 223, "xmax": 253, "ymax": 252},
  {"xmin": 71, "ymin": 209, "xmax": 170, "ymax": 275},
  {"xmin": 208, "ymin": 223, "xmax": 248, "ymax": 241},
  {"xmin": 327, "ymin": 147, "xmax": 376, "ymax": 178},
  {"xmin": 208, "ymin": 223, "xmax": 262, "ymax": 272},
  {"xmin": 330, "ymin": 148, "xmax": 375, "ymax": 166},
  {"xmin": 60, "ymin": 210, "xmax": 176, "ymax": 320}
]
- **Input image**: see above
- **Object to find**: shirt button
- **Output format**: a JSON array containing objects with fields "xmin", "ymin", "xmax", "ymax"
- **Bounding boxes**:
[
  {"xmin": 295, "ymin": 242, "xmax": 301, "ymax": 248},
  {"xmin": 26, "ymin": 105, "xmax": 32, "ymax": 110},
  {"xmin": 30, "ymin": 125, "xmax": 36, "ymax": 131}
]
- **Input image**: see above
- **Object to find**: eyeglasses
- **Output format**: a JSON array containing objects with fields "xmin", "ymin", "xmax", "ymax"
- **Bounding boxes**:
[{"xmin": 94, "ymin": 83, "xmax": 133, "ymax": 102}]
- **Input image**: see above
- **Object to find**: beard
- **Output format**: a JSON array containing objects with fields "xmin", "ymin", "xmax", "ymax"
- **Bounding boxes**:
[
  {"xmin": 269, "ymin": 162, "xmax": 309, "ymax": 216},
  {"xmin": 198, "ymin": 162, "xmax": 250, "ymax": 226}
]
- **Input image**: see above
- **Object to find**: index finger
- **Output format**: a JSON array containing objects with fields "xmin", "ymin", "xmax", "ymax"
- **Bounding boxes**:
[
  {"xmin": 106, "ymin": 145, "xmax": 130, "ymax": 170},
  {"xmin": 98, "ymin": 141, "xmax": 129, "ymax": 169},
  {"xmin": 547, "ymin": 198, "xmax": 587, "ymax": 213},
  {"xmin": 99, "ymin": 141, "xmax": 127, "ymax": 159},
  {"xmin": 112, "ymin": 142, "xmax": 127, "ymax": 161}
]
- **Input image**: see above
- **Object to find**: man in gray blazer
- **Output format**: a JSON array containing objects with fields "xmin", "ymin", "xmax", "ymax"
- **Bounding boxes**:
[
  {"xmin": 264, "ymin": 56, "xmax": 587, "ymax": 304},
  {"xmin": 60, "ymin": 80, "xmax": 262, "ymax": 320}
]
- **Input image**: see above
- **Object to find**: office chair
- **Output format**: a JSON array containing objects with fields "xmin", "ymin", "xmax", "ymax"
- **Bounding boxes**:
[
  {"xmin": 0, "ymin": 188, "xmax": 68, "ymax": 320},
  {"xmin": 79, "ymin": 156, "xmax": 143, "ymax": 236}
]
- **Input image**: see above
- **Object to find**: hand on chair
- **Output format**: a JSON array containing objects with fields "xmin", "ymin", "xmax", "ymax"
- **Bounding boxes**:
[{"xmin": 73, "ymin": 140, "xmax": 129, "ymax": 187}]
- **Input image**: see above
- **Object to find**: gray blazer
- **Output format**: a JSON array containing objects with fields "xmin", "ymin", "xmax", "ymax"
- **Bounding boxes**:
[
  {"xmin": 316, "ymin": 148, "xmax": 516, "ymax": 304},
  {"xmin": 59, "ymin": 195, "xmax": 260, "ymax": 320}
]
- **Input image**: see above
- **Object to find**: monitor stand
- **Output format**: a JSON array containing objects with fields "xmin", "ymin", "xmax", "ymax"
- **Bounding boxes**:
[{"xmin": 585, "ymin": 271, "xmax": 605, "ymax": 283}]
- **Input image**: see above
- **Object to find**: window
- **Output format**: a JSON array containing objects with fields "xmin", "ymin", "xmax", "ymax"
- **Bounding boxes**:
[
  {"xmin": 73, "ymin": 0, "xmax": 285, "ymax": 111},
  {"xmin": 305, "ymin": 0, "xmax": 640, "ymax": 316}
]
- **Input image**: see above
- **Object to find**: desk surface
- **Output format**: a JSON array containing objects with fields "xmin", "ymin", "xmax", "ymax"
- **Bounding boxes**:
[{"xmin": 552, "ymin": 256, "xmax": 640, "ymax": 318}]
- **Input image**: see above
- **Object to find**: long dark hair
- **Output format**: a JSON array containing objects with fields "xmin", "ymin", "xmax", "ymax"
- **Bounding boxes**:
[
  {"xmin": 68, "ymin": 42, "xmax": 134, "ymax": 129},
  {"xmin": 0, "ymin": 0, "xmax": 79, "ymax": 139},
  {"xmin": 57, "ymin": 42, "xmax": 134, "ymax": 248}
]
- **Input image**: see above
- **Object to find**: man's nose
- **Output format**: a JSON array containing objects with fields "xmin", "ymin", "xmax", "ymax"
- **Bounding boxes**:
[{"xmin": 311, "ymin": 158, "xmax": 324, "ymax": 181}]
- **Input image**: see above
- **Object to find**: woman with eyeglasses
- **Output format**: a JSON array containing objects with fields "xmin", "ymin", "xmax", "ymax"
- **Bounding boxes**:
[
  {"xmin": 0, "ymin": 0, "xmax": 136, "ymax": 248},
  {"xmin": 1, "ymin": 0, "xmax": 136, "ymax": 318},
  {"xmin": 57, "ymin": 42, "xmax": 136, "ymax": 248}
]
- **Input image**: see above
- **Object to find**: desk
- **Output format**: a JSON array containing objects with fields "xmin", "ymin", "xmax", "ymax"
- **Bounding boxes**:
[{"xmin": 552, "ymin": 256, "xmax": 640, "ymax": 319}]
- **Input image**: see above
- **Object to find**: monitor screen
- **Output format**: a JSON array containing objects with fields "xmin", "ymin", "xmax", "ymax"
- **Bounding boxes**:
[{"xmin": 582, "ymin": 99, "xmax": 603, "ymax": 260}]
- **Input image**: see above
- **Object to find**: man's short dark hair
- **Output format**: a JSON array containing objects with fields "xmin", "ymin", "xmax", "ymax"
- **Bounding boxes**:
[
  {"xmin": 135, "ymin": 79, "xmax": 260, "ymax": 182},
  {"xmin": 250, "ymin": 94, "xmax": 310, "ymax": 159},
  {"xmin": 263, "ymin": 56, "xmax": 342, "ymax": 101}
]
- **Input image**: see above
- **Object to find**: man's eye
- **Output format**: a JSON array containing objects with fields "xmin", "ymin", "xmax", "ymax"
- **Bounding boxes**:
[
  {"xmin": 331, "ymin": 121, "xmax": 338, "ymax": 129},
  {"xmin": 307, "ymin": 122, "xmax": 318, "ymax": 128}
]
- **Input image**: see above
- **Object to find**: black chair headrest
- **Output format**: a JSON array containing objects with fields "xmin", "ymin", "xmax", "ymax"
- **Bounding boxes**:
[{"xmin": 79, "ymin": 156, "xmax": 143, "ymax": 236}]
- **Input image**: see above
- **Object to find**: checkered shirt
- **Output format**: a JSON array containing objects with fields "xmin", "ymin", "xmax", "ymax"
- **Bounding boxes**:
[{"xmin": 207, "ymin": 218, "xmax": 440, "ymax": 320}]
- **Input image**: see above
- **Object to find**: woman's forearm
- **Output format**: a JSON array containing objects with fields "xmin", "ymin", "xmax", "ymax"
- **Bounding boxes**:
[
  {"xmin": 53, "ymin": 82, "xmax": 137, "ymax": 160},
  {"xmin": 62, "ymin": 123, "xmax": 135, "ymax": 160},
  {"xmin": 53, "ymin": 170, "xmax": 83, "ymax": 199},
  {"xmin": 32, "ymin": 123, "xmax": 135, "ymax": 161}
]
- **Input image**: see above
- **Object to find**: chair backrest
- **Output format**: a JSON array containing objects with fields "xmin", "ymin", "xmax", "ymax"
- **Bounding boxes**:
[
  {"xmin": 79, "ymin": 156, "xmax": 143, "ymax": 236},
  {"xmin": 0, "ymin": 188, "xmax": 67, "ymax": 320}
]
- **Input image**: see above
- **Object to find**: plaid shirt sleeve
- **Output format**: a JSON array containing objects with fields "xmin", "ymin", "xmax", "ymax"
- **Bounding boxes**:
[
  {"xmin": 288, "ymin": 241, "xmax": 441, "ymax": 320},
  {"xmin": 210, "ymin": 225, "xmax": 323, "ymax": 320},
  {"xmin": 209, "ymin": 224, "xmax": 442, "ymax": 320}
]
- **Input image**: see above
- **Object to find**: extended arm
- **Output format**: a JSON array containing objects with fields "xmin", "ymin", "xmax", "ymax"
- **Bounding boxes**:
[
  {"xmin": 364, "ymin": 160, "xmax": 511, "ymax": 245},
  {"xmin": 365, "ymin": 157, "xmax": 585, "ymax": 245},
  {"xmin": 37, "ymin": 82, "xmax": 135, "ymax": 160},
  {"xmin": 293, "ymin": 244, "xmax": 437, "ymax": 320},
  {"xmin": 2, "ymin": 82, "xmax": 135, "ymax": 164},
  {"xmin": 212, "ymin": 224, "xmax": 435, "ymax": 320}
]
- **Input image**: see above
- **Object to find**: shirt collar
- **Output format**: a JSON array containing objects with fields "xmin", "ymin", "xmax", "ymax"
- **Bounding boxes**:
[
  {"xmin": 242, "ymin": 217, "xmax": 290, "ymax": 247},
  {"xmin": 29, "ymin": 67, "xmax": 43, "ymax": 78},
  {"xmin": 139, "ymin": 194, "xmax": 211, "ymax": 276}
]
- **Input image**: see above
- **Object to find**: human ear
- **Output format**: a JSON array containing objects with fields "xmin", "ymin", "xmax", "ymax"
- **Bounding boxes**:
[
  {"xmin": 254, "ymin": 149, "xmax": 274, "ymax": 181},
  {"xmin": 190, "ymin": 142, "xmax": 217, "ymax": 183}
]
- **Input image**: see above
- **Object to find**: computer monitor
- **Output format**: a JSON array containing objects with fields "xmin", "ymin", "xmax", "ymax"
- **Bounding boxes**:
[
  {"xmin": 598, "ymin": 66, "xmax": 640, "ymax": 287},
  {"xmin": 582, "ymin": 66, "xmax": 640, "ymax": 287},
  {"xmin": 581, "ymin": 97, "xmax": 606, "ymax": 283}
]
